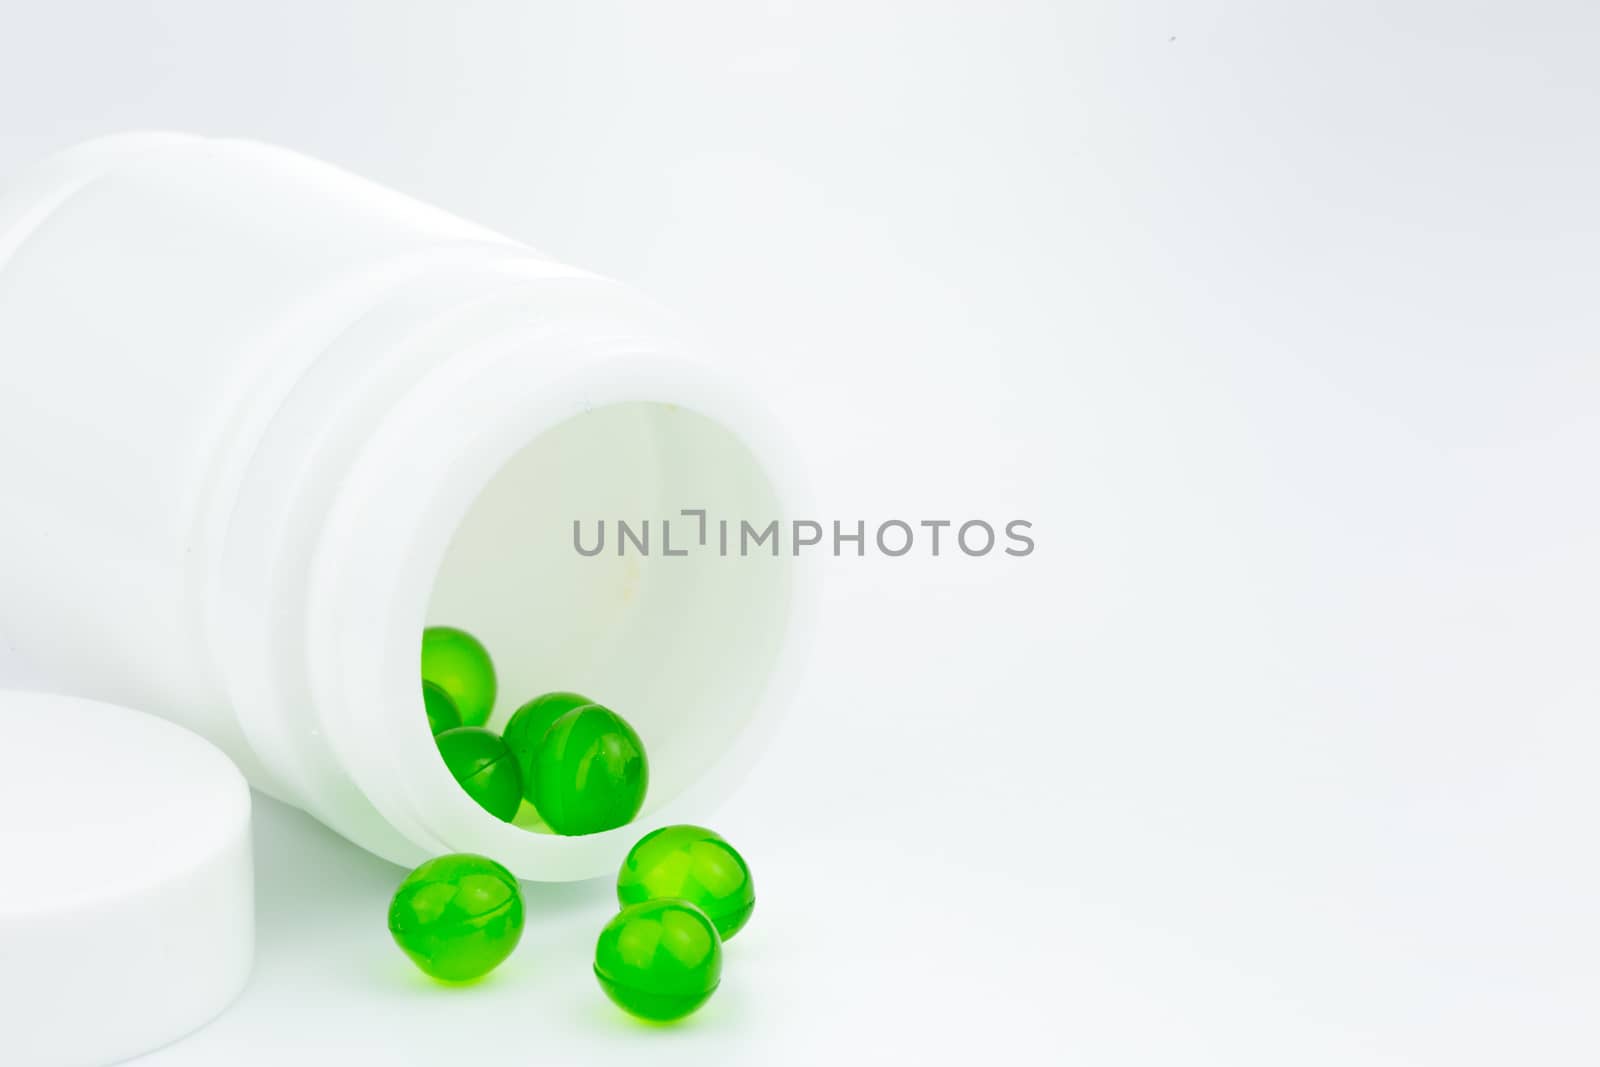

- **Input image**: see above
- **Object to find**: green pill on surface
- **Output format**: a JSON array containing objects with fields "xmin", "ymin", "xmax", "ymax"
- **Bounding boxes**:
[
  {"xmin": 388, "ymin": 853, "xmax": 524, "ymax": 983},
  {"xmin": 502, "ymin": 691, "xmax": 595, "ymax": 802},
  {"xmin": 421, "ymin": 681, "xmax": 462, "ymax": 736},
  {"xmin": 421, "ymin": 626, "xmax": 496, "ymax": 727},
  {"xmin": 436, "ymin": 727, "xmax": 522, "ymax": 822},
  {"xmin": 531, "ymin": 704, "xmax": 649, "ymax": 836},
  {"xmin": 617, "ymin": 825, "xmax": 755, "ymax": 941},
  {"xmin": 594, "ymin": 899, "xmax": 722, "ymax": 1023}
]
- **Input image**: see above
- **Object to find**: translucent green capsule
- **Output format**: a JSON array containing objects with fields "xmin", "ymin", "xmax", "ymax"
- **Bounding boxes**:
[
  {"xmin": 594, "ymin": 899, "xmax": 722, "ymax": 1022},
  {"xmin": 502, "ymin": 691, "xmax": 594, "ymax": 802},
  {"xmin": 388, "ymin": 853, "xmax": 524, "ymax": 983},
  {"xmin": 531, "ymin": 704, "xmax": 648, "ymax": 836},
  {"xmin": 421, "ymin": 681, "xmax": 462, "ymax": 736},
  {"xmin": 421, "ymin": 626, "xmax": 496, "ymax": 727},
  {"xmin": 436, "ymin": 727, "xmax": 522, "ymax": 822},
  {"xmin": 617, "ymin": 825, "xmax": 755, "ymax": 940}
]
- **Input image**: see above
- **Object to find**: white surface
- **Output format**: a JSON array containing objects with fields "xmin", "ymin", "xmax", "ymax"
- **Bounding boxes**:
[
  {"xmin": 0, "ymin": 2, "xmax": 1597, "ymax": 1065},
  {"xmin": 0, "ymin": 691, "xmax": 253, "ymax": 1067}
]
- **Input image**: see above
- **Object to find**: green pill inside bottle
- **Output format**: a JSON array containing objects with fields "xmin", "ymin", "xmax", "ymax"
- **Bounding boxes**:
[
  {"xmin": 389, "ymin": 853, "xmax": 524, "ymax": 983},
  {"xmin": 502, "ymin": 691, "xmax": 594, "ymax": 802},
  {"xmin": 422, "ymin": 680, "xmax": 462, "ymax": 736},
  {"xmin": 594, "ymin": 899, "xmax": 722, "ymax": 1022},
  {"xmin": 436, "ymin": 727, "xmax": 522, "ymax": 822},
  {"xmin": 531, "ymin": 704, "xmax": 648, "ymax": 836},
  {"xmin": 617, "ymin": 825, "xmax": 755, "ymax": 940},
  {"xmin": 421, "ymin": 626, "xmax": 496, "ymax": 727}
]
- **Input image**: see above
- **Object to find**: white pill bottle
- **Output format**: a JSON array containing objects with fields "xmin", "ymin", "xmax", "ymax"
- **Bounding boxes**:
[{"xmin": 0, "ymin": 133, "xmax": 808, "ymax": 880}]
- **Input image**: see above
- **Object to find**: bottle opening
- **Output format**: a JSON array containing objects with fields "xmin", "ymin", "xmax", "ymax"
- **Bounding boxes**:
[{"xmin": 421, "ymin": 399, "xmax": 793, "ymax": 841}]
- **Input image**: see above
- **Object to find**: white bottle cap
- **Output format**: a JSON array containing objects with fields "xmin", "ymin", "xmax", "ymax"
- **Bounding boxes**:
[{"xmin": 0, "ymin": 691, "xmax": 253, "ymax": 1066}]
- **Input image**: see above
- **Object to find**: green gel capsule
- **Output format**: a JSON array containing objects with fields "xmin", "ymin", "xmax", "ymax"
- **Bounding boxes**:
[
  {"xmin": 436, "ymin": 727, "xmax": 522, "ymax": 822},
  {"xmin": 502, "ymin": 691, "xmax": 595, "ymax": 802},
  {"xmin": 422, "ymin": 681, "xmax": 462, "ymax": 736},
  {"xmin": 531, "ymin": 704, "xmax": 648, "ymax": 836},
  {"xmin": 594, "ymin": 899, "xmax": 722, "ymax": 1022},
  {"xmin": 421, "ymin": 626, "xmax": 496, "ymax": 727},
  {"xmin": 617, "ymin": 825, "xmax": 755, "ymax": 941},
  {"xmin": 389, "ymin": 853, "xmax": 524, "ymax": 983}
]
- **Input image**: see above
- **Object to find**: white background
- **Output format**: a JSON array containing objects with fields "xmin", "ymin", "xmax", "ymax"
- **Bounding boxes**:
[{"xmin": 3, "ymin": 2, "xmax": 1599, "ymax": 1064}]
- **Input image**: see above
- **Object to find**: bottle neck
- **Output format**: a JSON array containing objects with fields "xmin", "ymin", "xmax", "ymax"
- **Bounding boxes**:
[
  {"xmin": 216, "ymin": 270, "xmax": 809, "ymax": 881},
  {"xmin": 305, "ymin": 305, "xmax": 781, "ymax": 877},
  {"xmin": 208, "ymin": 262, "xmax": 605, "ymax": 855}
]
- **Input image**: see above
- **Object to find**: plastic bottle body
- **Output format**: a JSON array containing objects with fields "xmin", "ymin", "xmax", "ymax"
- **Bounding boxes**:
[{"xmin": 0, "ymin": 134, "xmax": 807, "ymax": 879}]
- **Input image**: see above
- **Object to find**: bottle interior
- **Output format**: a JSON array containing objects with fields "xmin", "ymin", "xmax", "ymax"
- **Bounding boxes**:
[{"xmin": 423, "ymin": 400, "xmax": 792, "ymax": 832}]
